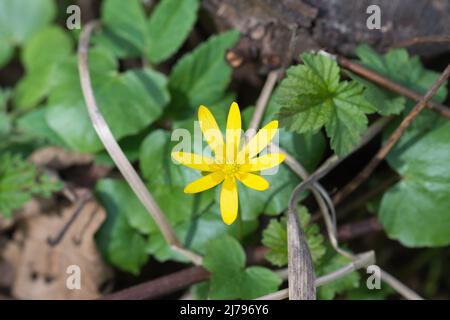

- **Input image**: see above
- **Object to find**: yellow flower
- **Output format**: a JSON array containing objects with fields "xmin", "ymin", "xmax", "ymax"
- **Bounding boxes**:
[{"xmin": 172, "ymin": 102, "xmax": 285, "ymax": 225}]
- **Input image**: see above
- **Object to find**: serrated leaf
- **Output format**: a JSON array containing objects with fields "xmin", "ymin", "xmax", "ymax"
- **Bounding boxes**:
[
  {"xmin": 262, "ymin": 206, "xmax": 325, "ymax": 267},
  {"xmin": 277, "ymin": 53, "xmax": 373, "ymax": 157},
  {"xmin": 203, "ymin": 234, "xmax": 281, "ymax": 299},
  {"xmin": 146, "ymin": 0, "xmax": 199, "ymax": 63},
  {"xmin": 14, "ymin": 26, "xmax": 73, "ymax": 109},
  {"xmin": 0, "ymin": 153, "xmax": 61, "ymax": 218},
  {"xmin": 354, "ymin": 44, "xmax": 447, "ymax": 123},
  {"xmin": 168, "ymin": 30, "xmax": 239, "ymax": 116},
  {"xmin": 0, "ymin": 0, "xmax": 55, "ymax": 66},
  {"xmin": 348, "ymin": 72, "xmax": 405, "ymax": 116},
  {"xmin": 325, "ymin": 82, "xmax": 369, "ymax": 156},
  {"xmin": 46, "ymin": 48, "xmax": 169, "ymax": 152},
  {"xmin": 379, "ymin": 121, "xmax": 450, "ymax": 247}
]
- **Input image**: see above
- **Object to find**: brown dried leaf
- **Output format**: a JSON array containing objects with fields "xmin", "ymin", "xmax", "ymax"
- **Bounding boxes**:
[
  {"xmin": 29, "ymin": 146, "xmax": 93, "ymax": 170},
  {"xmin": 3, "ymin": 193, "xmax": 112, "ymax": 299}
]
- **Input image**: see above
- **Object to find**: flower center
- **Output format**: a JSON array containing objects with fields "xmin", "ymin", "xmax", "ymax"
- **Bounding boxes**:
[{"xmin": 223, "ymin": 163, "xmax": 240, "ymax": 177}]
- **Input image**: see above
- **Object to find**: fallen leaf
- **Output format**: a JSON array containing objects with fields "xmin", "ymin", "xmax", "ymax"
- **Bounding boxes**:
[
  {"xmin": 29, "ymin": 146, "xmax": 93, "ymax": 170},
  {"xmin": 3, "ymin": 192, "xmax": 112, "ymax": 299}
]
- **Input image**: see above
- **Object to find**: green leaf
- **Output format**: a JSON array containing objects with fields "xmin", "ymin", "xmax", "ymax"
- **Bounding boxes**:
[
  {"xmin": 203, "ymin": 234, "xmax": 281, "ymax": 299},
  {"xmin": 95, "ymin": 131, "xmax": 148, "ymax": 166},
  {"xmin": 316, "ymin": 251, "xmax": 360, "ymax": 300},
  {"xmin": 0, "ymin": 153, "xmax": 61, "ymax": 218},
  {"xmin": 0, "ymin": 0, "xmax": 55, "ymax": 66},
  {"xmin": 146, "ymin": 0, "xmax": 199, "ymax": 63},
  {"xmin": 241, "ymin": 266, "xmax": 282, "ymax": 299},
  {"xmin": 325, "ymin": 82, "xmax": 369, "ymax": 157},
  {"xmin": 277, "ymin": 53, "xmax": 374, "ymax": 157},
  {"xmin": 191, "ymin": 281, "xmax": 210, "ymax": 300},
  {"xmin": 262, "ymin": 206, "xmax": 325, "ymax": 267},
  {"xmin": 354, "ymin": 45, "xmax": 447, "ymax": 123},
  {"xmin": 348, "ymin": 72, "xmax": 405, "ymax": 116},
  {"xmin": 16, "ymin": 108, "xmax": 67, "ymax": 146},
  {"xmin": 96, "ymin": 178, "xmax": 154, "ymax": 235},
  {"xmin": 0, "ymin": 35, "xmax": 13, "ymax": 68},
  {"xmin": 101, "ymin": 0, "xmax": 146, "ymax": 57},
  {"xmin": 95, "ymin": 194, "xmax": 148, "ymax": 275},
  {"xmin": 14, "ymin": 26, "xmax": 73, "ymax": 109},
  {"xmin": 99, "ymin": 0, "xmax": 198, "ymax": 63},
  {"xmin": 140, "ymin": 129, "xmax": 202, "ymax": 187},
  {"xmin": 46, "ymin": 48, "xmax": 170, "ymax": 152},
  {"xmin": 379, "ymin": 121, "xmax": 450, "ymax": 246},
  {"xmin": 96, "ymin": 178, "xmax": 213, "ymax": 236},
  {"xmin": 0, "ymin": 88, "xmax": 11, "ymax": 111},
  {"xmin": 168, "ymin": 30, "xmax": 239, "ymax": 116},
  {"xmin": 147, "ymin": 203, "xmax": 258, "ymax": 262},
  {"xmin": 0, "ymin": 111, "xmax": 11, "ymax": 136}
]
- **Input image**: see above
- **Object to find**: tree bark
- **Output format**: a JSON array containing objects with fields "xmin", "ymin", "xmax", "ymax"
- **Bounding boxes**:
[{"xmin": 203, "ymin": 0, "xmax": 450, "ymax": 70}]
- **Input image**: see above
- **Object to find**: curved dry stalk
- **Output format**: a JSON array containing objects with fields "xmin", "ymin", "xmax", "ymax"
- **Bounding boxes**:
[
  {"xmin": 380, "ymin": 269, "xmax": 423, "ymax": 300},
  {"xmin": 77, "ymin": 21, "xmax": 202, "ymax": 266},
  {"xmin": 256, "ymin": 251, "xmax": 375, "ymax": 300}
]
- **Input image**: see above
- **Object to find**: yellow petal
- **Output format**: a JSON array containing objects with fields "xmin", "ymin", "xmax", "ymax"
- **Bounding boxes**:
[
  {"xmin": 241, "ymin": 153, "xmax": 285, "ymax": 172},
  {"xmin": 225, "ymin": 102, "xmax": 241, "ymax": 163},
  {"xmin": 220, "ymin": 177, "xmax": 238, "ymax": 225},
  {"xmin": 236, "ymin": 172, "xmax": 269, "ymax": 191},
  {"xmin": 184, "ymin": 171, "xmax": 224, "ymax": 194},
  {"xmin": 172, "ymin": 152, "xmax": 217, "ymax": 171},
  {"xmin": 198, "ymin": 105, "xmax": 225, "ymax": 162},
  {"xmin": 238, "ymin": 120, "xmax": 278, "ymax": 161}
]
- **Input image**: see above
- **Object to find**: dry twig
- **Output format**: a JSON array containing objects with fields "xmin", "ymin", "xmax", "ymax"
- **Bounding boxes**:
[{"xmin": 391, "ymin": 35, "xmax": 450, "ymax": 49}]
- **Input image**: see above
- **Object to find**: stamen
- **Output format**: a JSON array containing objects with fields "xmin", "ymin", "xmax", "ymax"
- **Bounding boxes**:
[{"xmin": 223, "ymin": 163, "xmax": 241, "ymax": 176}]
